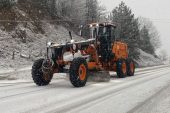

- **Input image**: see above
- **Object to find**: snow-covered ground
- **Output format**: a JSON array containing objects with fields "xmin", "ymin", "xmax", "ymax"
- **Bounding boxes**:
[
  {"xmin": 135, "ymin": 48, "xmax": 163, "ymax": 67},
  {"xmin": 0, "ymin": 5, "xmax": 84, "ymax": 69},
  {"xmin": 0, "ymin": 22, "xmax": 83, "ymax": 69},
  {"xmin": 0, "ymin": 65, "xmax": 169, "ymax": 113}
]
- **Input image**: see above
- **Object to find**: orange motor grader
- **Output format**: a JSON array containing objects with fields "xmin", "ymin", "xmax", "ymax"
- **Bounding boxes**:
[{"xmin": 32, "ymin": 22, "xmax": 135, "ymax": 87}]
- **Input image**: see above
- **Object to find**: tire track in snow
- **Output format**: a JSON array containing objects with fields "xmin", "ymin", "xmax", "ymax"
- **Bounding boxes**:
[
  {"xmin": 25, "ymin": 69, "xmax": 170, "ymax": 113},
  {"xmin": 0, "ymin": 67, "xmax": 169, "ymax": 101}
]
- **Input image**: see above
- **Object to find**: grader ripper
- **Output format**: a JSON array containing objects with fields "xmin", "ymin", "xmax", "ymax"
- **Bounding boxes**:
[{"xmin": 32, "ymin": 22, "xmax": 135, "ymax": 87}]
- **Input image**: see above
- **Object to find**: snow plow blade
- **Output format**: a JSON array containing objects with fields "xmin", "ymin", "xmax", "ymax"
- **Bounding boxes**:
[{"xmin": 88, "ymin": 71, "xmax": 111, "ymax": 82}]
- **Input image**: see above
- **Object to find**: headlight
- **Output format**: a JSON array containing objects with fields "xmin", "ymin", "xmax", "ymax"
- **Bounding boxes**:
[
  {"xmin": 70, "ymin": 39, "xmax": 75, "ymax": 43},
  {"xmin": 47, "ymin": 42, "xmax": 52, "ymax": 47},
  {"xmin": 90, "ymin": 24, "xmax": 93, "ymax": 27}
]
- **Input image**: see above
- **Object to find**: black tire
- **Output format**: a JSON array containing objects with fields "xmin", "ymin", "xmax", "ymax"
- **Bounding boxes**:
[
  {"xmin": 32, "ymin": 59, "xmax": 53, "ymax": 86},
  {"xmin": 69, "ymin": 57, "xmax": 88, "ymax": 87},
  {"xmin": 116, "ymin": 59, "xmax": 127, "ymax": 78},
  {"xmin": 126, "ymin": 58, "xmax": 135, "ymax": 76}
]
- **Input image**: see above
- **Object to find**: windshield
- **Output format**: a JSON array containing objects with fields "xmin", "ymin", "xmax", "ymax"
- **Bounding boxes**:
[
  {"xmin": 81, "ymin": 26, "xmax": 90, "ymax": 39},
  {"xmin": 98, "ymin": 26, "xmax": 112, "ymax": 37},
  {"xmin": 81, "ymin": 25, "xmax": 115, "ymax": 39},
  {"xmin": 81, "ymin": 26, "xmax": 98, "ymax": 39}
]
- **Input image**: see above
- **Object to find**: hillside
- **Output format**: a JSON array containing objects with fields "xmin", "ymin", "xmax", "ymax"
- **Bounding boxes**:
[
  {"xmin": 0, "ymin": 2, "xmax": 82, "ymax": 69},
  {"xmin": 134, "ymin": 49, "xmax": 162, "ymax": 67}
]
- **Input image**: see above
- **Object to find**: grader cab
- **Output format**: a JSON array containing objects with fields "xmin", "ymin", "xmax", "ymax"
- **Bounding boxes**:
[{"xmin": 32, "ymin": 22, "xmax": 135, "ymax": 87}]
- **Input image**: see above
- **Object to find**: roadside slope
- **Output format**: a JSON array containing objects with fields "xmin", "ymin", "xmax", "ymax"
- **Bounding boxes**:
[
  {"xmin": 0, "ymin": 3, "xmax": 82, "ymax": 69},
  {"xmin": 135, "ymin": 48, "xmax": 162, "ymax": 67}
]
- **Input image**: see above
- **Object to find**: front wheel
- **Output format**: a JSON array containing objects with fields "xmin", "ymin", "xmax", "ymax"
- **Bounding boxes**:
[
  {"xmin": 32, "ymin": 59, "xmax": 53, "ymax": 86},
  {"xmin": 69, "ymin": 57, "xmax": 88, "ymax": 87}
]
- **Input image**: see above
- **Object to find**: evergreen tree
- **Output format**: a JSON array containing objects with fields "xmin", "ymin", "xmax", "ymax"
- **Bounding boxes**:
[
  {"xmin": 86, "ymin": 0, "xmax": 98, "ymax": 24},
  {"xmin": 138, "ymin": 17, "xmax": 161, "ymax": 50},
  {"xmin": 0, "ymin": 0, "xmax": 17, "ymax": 8},
  {"xmin": 112, "ymin": 1, "xmax": 140, "ymax": 58},
  {"xmin": 139, "ymin": 26, "xmax": 155, "ymax": 55}
]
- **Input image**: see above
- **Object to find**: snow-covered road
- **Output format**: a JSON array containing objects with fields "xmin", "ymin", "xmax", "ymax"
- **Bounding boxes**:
[{"xmin": 0, "ymin": 65, "xmax": 170, "ymax": 113}]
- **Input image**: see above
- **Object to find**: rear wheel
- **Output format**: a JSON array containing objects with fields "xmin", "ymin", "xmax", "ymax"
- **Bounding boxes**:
[
  {"xmin": 126, "ymin": 58, "xmax": 135, "ymax": 76},
  {"xmin": 116, "ymin": 59, "xmax": 127, "ymax": 78},
  {"xmin": 69, "ymin": 57, "xmax": 88, "ymax": 87},
  {"xmin": 32, "ymin": 59, "xmax": 53, "ymax": 86}
]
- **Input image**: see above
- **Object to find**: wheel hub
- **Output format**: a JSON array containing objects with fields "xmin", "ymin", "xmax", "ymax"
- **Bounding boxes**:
[
  {"xmin": 130, "ymin": 62, "xmax": 134, "ymax": 73},
  {"xmin": 79, "ymin": 64, "xmax": 86, "ymax": 81},
  {"xmin": 122, "ymin": 62, "xmax": 127, "ymax": 74}
]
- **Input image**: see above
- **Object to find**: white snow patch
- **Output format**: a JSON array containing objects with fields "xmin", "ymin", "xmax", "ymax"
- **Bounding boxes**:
[{"xmin": 135, "ymin": 48, "xmax": 163, "ymax": 67}]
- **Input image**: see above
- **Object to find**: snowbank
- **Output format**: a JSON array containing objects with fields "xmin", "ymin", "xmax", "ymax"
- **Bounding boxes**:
[
  {"xmin": 134, "ymin": 48, "xmax": 163, "ymax": 67},
  {"xmin": 0, "ymin": 24, "xmax": 82, "ymax": 69},
  {"xmin": 0, "ymin": 4, "xmax": 84, "ymax": 70}
]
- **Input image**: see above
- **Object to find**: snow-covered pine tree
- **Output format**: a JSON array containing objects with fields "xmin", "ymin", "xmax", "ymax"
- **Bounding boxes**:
[
  {"xmin": 138, "ymin": 17, "xmax": 161, "ymax": 51},
  {"xmin": 0, "ymin": 0, "xmax": 17, "ymax": 8},
  {"xmin": 112, "ymin": 1, "xmax": 140, "ymax": 58},
  {"xmin": 85, "ymin": 0, "xmax": 98, "ymax": 24},
  {"xmin": 139, "ymin": 26, "xmax": 155, "ymax": 55}
]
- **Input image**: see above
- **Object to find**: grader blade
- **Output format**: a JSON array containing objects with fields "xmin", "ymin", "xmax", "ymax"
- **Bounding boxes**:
[{"xmin": 88, "ymin": 71, "xmax": 111, "ymax": 82}]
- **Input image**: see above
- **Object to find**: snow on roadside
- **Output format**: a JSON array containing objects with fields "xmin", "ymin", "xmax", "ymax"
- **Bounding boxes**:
[
  {"xmin": 135, "ymin": 48, "xmax": 163, "ymax": 67},
  {"xmin": 0, "ymin": 22, "xmax": 83, "ymax": 70}
]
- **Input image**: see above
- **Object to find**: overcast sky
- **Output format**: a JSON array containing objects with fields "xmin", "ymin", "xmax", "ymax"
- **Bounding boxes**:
[{"xmin": 100, "ymin": 0, "xmax": 170, "ymax": 56}]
